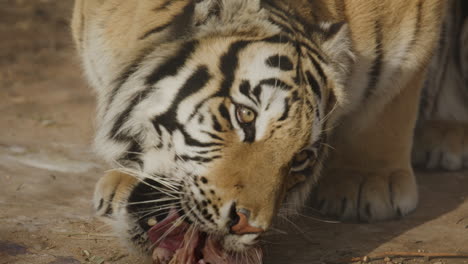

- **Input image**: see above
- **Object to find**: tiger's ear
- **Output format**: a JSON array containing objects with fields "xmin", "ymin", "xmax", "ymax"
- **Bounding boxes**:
[
  {"xmin": 306, "ymin": 22, "xmax": 354, "ymax": 107},
  {"xmin": 313, "ymin": 22, "xmax": 355, "ymax": 80}
]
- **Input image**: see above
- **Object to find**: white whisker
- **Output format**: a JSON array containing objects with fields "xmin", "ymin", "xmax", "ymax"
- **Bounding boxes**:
[{"xmin": 126, "ymin": 197, "xmax": 180, "ymax": 206}]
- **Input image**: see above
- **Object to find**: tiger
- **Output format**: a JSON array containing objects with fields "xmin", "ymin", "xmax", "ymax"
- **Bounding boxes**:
[
  {"xmin": 413, "ymin": 0, "xmax": 468, "ymax": 171},
  {"xmin": 71, "ymin": 0, "xmax": 467, "ymax": 262}
]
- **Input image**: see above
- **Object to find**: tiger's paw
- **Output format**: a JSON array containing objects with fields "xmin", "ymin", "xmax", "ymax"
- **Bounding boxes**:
[
  {"xmin": 93, "ymin": 171, "xmax": 138, "ymax": 217},
  {"xmin": 412, "ymin": 120, "xmax": 468, "ymax": 171},
  {"xmin": 310, "ymin": 168, "xmax": 418, "ymax": 222}
]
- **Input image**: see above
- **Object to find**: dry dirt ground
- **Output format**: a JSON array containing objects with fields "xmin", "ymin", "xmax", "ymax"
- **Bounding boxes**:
[{"xmin": 0, "ymin": 1, "xmax": 467, "ymax": 264}]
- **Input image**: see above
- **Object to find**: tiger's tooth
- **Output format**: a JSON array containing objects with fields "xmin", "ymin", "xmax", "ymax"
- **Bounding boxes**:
[{"xmin": 147, "ymin": 217, "xmax": 158, "ymax": 227}]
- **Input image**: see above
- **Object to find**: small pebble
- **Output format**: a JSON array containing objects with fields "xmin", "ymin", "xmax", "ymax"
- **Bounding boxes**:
[
  {"xmin": 83, "ymin": 249, "xmax": 90, "ymax": 257},
  {"xmin": 384, "ymin": 257, "xmax": 391, "ymax": 262},
  {"xmin": 32, "ymin": 243, "xmax": 44, "ymax": 251},
  {"xmin": 362, "ymin": 256, "xmax": 370, "ymax": 263},
  {"xmin": 41, "ymin": 119, "xmax": 56, "ymax": 127}
]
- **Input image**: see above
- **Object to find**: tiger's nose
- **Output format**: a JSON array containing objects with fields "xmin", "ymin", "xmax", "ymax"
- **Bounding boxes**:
[{"xmin": 229, "ymin": 207, "xmax": 264, "ymax": 235}]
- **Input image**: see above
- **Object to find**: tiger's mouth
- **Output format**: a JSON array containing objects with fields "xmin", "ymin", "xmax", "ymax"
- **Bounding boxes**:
[{"xmin": 148, "ymin": 209, "xmax": 262, "ymax": 264}]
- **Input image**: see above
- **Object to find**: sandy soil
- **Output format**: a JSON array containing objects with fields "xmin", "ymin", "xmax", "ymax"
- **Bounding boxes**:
[{"xmin": 0, "ymin": 1, "xmax": 467, "ymax": 264}]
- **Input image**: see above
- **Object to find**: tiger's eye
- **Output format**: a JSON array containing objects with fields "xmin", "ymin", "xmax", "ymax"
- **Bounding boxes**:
[
  {"xmin": 236, "ymin": 106, "xmax": 256, "ymax": 124},
  {"xmin": 294, "ymin": 150, "xmax": 309, "ymax": 163}
]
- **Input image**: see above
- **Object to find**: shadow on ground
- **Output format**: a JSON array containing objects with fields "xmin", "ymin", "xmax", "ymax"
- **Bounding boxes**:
[{"xmin": 265, "ymin": 170, "xmax": 468, "ymax": 263}]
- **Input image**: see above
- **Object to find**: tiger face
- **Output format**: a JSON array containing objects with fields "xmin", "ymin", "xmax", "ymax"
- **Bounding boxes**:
[
  {"xmin": 113, "ymin": 36, "xmax": 317, "ymax": 252},
  {"xmin": 87, "ymin": 0, "xmax": 353, "ymax": 258}
]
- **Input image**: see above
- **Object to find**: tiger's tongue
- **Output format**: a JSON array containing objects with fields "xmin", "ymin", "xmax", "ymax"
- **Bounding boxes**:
[
  {"xmin": 148, "ymin": 209, "xmax": 201, "ymax": 263},
  {"xmin": 148, "ymin": 209, "xmax": 188, "ymax": 252},
  {"xmin": 148, "ymin": 209, "xmax": 263, "ymax": 264}
]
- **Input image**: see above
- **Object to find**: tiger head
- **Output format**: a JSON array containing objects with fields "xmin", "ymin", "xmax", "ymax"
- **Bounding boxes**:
[{"xmin": 92, "ymin": 0, "xmax": 353, "ymax": 256}]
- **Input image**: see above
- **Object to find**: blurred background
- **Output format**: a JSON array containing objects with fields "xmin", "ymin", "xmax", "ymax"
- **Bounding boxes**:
[
  {"xmin": 0, "ymin": 1, "xmax": 467, "ymax": 264},
  {"xmin": 0, "ymin": 1, "xmax": 148, "ymax": 263}
]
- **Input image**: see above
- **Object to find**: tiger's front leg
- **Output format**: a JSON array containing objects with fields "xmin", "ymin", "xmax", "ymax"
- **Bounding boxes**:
[
  {"xmin": 92, "ymin": 171, "xmax": 153, "ymax": 250},
  {"xmin": 93, "ymin": 171, "xmax": 139, "ymax": 218},
  {"xmin": 413, "ymin": 120, "xmax": 468, "ymax": 170},
  {"xmin": 310, "ymin": 71, "xmax": 426, "ymax": 222}
]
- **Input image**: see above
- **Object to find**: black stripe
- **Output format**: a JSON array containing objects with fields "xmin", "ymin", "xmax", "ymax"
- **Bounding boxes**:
[
  {"xmin": 118, "ymin": 140, "xmax": 143, "ymax": 167},
  {"xmin": 240, "ymin": 124, "xmax": 256, "ymax": 143},
  {"xmin": 153, "ymin": 0, "xmax": 173, "ymax": 11},
  {"xmin": 215, "ymin": 41, "xmax": 251, "ymax": 97},
  {"xmin": 239, "ymin": 80, "xmax": 259, "ymax": 105},
  {"xmin": 259, "ymin": 78, "xmax": 293, "ymax": 90},
  {"xmin": 365, "ymin": 20, "xmax": 384, "ymax": 98},
  {"xmin": 356, "ymin": 179, "xmax": 367, "ymax": 222},
  {"xmin": 307, "ymin": 54, "xmax": 328, "ymax": 84},
  {"xmin": 139, "ymin": 2, "xmax": 194, "ymax": 40},
  {"xmin": 239, "ymin": 80, "xmax": 252, "ymax": 99},
  {"xmin": 180, "ymin": 128, "xmax": 223, "ymax": 147},
  {"xmin": 267, "ymin": 13, "xmax": 305, "ymax": 42},
  {"xmin": 406, "ymin": 0, "xmax": 424, "ymax": 58},
  {"xmin": 267, "ymin": 13, "xmax": 297, "ymax": 35},
  {"xmin": 218, "ymin": 103, "xmax": 232, "ymax": 128},
  {"xmin": 107, "ymin": 46, "xmax": 156, "ymax": 112},
  {"xmin": 322, "ymin": 22, "xmax": 346, "ymax": 40},
  {"xmin": 265, "ymin": 0, "xmax": 328, "ymax": 67},
  {"xmin": 210, "ymin": 114, "xmax": 223, "ymax": 132},
  {"xmin": 110, "ymin": 42, "xmax": 197, "ymax": 141},
  {"xmin": 179, "ymin": 155, "xmax": 221, "ymax": 163},
  {"xmin": 186, "ymin": 40, "xmax": 251, "ymax": 122},
  {"xmin": 152, "ymin": 66, "xmax": 211, "ymax": 133},
  {"xmin": 414, "ymin": 0, "xmax": 424, "ymax": 41},
  {"xmin": 110, "ymin": 41, "xmax": 198, "ymax": 140},
  {"xmin": 154, "ymin": 124, "xmax": 162, "ymax": 137},
  {"xmin": 252, "ymin": 85, "xmax": 262, "ymax": 104},
  {"xmin": 264, "ymin": 2, "xmax": 291, "ymax": 23},
  {"xmin": 291, "ymin": 90, "xmax": 300, "ymax": 102},
  {"xmin": 201, "ymin": 131, "xmax": 223, "ymax": 141},
  {"xmin": 139, "ymin": 23, "xmax": 171, "ymax": 40},
  {"xmin": 264, "ymin": 4, "xmax": 325, "ymax": 57},
  {"xmin": 104, "ymin": 191, "xmax": 116, "ymax": 216},
  {"xmin": 268, "ymin": 17, "xmax": 295, "ymax": 35},
  {"xmin": 216, "ymin": 35, "xmax": 290, "ymax": 97},
  {"xmin": 189, "ymin": 36, "xmax": 291, "ymax": 122},
  {"xmin": 97, "ymin": 199, "xmax": 104, "ymax": 211},
  {"xmin": 189, "ymin": 36, "xmax": 292, "ymax": 122},
  {"xmin": 262, "ymin": 34, "xmax": 294, "ymax": 45},
  {"xmin": 264, "ymin": 0, "xmax": 316, "ymax": 35},
  {"xmin": 146, "ymin": 40, "xmax": 198, "ymax": 85},
  {"xmin": 305, "ymin": 71, "xmax": 322, "ymax": 99},
  {"xmin": 266, "ymin": 55, "xmax": 294, "ymax": 71},
  {"xmin": 299, "ymin": 41, "xmax": 327, "ymax": 63},
  {"xmin": 278, "ymin": 98, "xmax": 290, "ymax": 121},
  {"xmin": 315, "ymin": 106, "xmax": 320, "ymax": 119},
  {"xmin": 198, "ymin": 114, "xmax": 204, "ymax": 124},
  {"xmin": 196, "ymin": 148, "xmax": 222, "ymax": 154},
  {"xmin": 110, "ymin": 89, "xmax": 153, "ymax": 140}
]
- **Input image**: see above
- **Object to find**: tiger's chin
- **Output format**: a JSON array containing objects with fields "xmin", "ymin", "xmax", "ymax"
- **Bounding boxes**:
[{"xmin": 148, "ymin": 209, "xmax": 262, "ymax": 264}]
